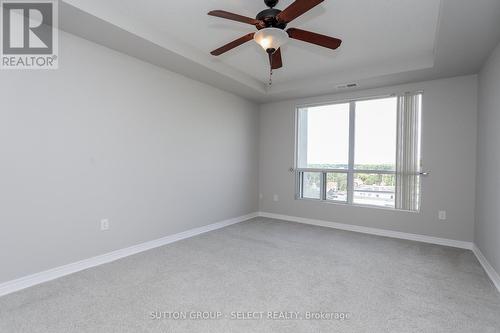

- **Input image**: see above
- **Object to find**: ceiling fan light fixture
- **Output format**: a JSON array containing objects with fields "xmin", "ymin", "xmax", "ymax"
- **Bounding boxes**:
[{"xmin": 254, "ymin": 28, "xmax": 289, "ymax": 52}]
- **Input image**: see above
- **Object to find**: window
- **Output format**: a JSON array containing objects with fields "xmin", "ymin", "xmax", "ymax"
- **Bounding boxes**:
[{"xmin": 296, "ymin": 92, "xmax": 422, "ymax": 211}]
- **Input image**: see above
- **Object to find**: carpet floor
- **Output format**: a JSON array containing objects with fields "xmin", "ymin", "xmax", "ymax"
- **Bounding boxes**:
[{"xmin": 1, "ymin": 217, "xmax": 499, "ymax": 332}]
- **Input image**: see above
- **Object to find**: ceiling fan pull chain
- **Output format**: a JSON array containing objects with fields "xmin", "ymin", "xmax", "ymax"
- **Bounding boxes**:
[{"xmin": 269, "ymin": 53, "xmax": 273, "ymax": 87}]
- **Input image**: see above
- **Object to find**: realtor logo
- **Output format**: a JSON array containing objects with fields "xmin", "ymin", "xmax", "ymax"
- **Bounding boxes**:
[{"xmin": 1, "ymin": 0, "xmax": 58, "ymax": 69}]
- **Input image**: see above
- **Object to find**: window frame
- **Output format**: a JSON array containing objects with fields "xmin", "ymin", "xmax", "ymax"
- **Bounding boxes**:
[{"xmin": 294, "ymin": 93, "xmax": 421, "ymax": 212}]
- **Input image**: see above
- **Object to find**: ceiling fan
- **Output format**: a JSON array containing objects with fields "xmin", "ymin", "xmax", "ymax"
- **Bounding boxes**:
[{"xmin": 208, "ymin": 0, "xmax": 342, "ymax": 75}]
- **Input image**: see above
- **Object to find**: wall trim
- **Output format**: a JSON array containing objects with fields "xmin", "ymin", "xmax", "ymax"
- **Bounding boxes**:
[
  {"xmin": 3, "ymin": 212, "xmax": 498, "ymax": 297},
  {"xmin": 0, "ymin": 212, "xmax": 258, "ymax": 298},
  {"xmin": 472, "ymin": 245, "xmax": 500, "ymax": 293},
  {"xmin": 258, "ymin": 212, "xmax": 500, "ymax": 292},
  {"xmin": 258, "ymin": 212, "xmax": 473, "ymax": 249}
]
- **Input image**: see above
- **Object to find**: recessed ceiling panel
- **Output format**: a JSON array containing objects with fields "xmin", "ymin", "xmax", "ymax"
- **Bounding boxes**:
[{"xmin": 92, "ymin": 0, "xmax": 440, "ymax": 85}]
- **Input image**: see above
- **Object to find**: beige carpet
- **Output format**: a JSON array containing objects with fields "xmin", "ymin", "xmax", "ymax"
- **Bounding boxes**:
[{"xmin": 1, "ymin": 217, "xmax": 499, "ymax": 332}]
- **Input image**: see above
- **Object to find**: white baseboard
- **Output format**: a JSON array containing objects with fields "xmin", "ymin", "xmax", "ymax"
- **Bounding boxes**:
[
  {"xmin": 258, "ymin": 212, "xmax": 500, "ymax": 292},
  {"xmin": 258, "ymin": 212, "xmax": 473, "ymax": 250},
  {"xmin": 3, "ymin": 211, "xmax": 499, "ymax": 297},
  {"xmin": 0, "ymin": 212, "xmax": 258, "ymax": 298},
  {"xmin": 472, "ymin": 245, "xmax": 500, "ymax": 292}
]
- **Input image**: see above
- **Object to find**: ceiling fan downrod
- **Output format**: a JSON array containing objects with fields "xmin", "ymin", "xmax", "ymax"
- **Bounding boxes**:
[
  {"xmin": 267, "ymin": 48, "xmax": 276, "ymax": 87},
  {"xmin": 264, "ymin": 0, "xmax": 279, "ymax": 9}
]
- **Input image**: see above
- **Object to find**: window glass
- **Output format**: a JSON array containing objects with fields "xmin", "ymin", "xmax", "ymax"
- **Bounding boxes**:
[
  {"xmin": 326, "ymin": 173, "xmax": 348, "ymax": 202},
  {"xmin": 297, "ymin": 103, "xmax": 350, "ymax": 169},
  {"xmin": 353, "ymin": 173, "xmax": 395, "ymax": 208},
  {"xmin": 301, "ymin": 172, "xmax": 321, "ymax": 199},
  {"xmin": 354, "ymin": 97, "xmax": 397, "ymax": 171}
]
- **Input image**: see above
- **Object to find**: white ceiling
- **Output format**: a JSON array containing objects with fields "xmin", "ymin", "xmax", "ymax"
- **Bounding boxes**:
[
  {"xmin": 61, "ymin": 0, "xmax": 500, "ymax": 102},
  {"xmin": 95, "ymin": 0, "xmax": 440, "ymax": 84}
]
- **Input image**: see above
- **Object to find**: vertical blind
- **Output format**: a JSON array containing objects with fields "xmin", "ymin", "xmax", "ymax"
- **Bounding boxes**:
[{"xmin": 395, "ymin": 92, "xmax": 422, "ymax": 211}]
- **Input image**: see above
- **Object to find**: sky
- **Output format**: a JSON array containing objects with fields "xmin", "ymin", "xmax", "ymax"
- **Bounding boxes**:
[{"xmin": 301, "ymin": 97, "xmax": 397, "ymax": 167}]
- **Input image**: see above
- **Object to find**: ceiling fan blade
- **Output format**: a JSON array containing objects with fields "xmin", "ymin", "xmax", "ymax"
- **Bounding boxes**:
[
  {"xmin": 210, "ymin": 33, "xmax": 255, "ymax": 56},
  {"xmin": 287, "ymin": 28, "xmax": 342, "ymax": 50},
  {"xmin": 269, "ymin": 48, "xmax": 283, "ymax": 69},
  {"xmin": 276, "ymin": 0, "xmax": 324, "ymax": 24},
  {"xmin": 208, "ymin": 10, "xmax": 260, "ymax": 26}
]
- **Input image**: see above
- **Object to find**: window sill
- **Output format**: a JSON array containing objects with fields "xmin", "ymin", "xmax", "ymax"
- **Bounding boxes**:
[{"xmin": 295, "ymin": 197, "xmax": 420, "ymax": 213}]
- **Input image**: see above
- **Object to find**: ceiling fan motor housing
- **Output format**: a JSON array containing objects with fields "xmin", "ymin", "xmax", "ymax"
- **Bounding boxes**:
[{"xmin": 256, "ymin": 8, "xmax": 287, "ymax": 30}]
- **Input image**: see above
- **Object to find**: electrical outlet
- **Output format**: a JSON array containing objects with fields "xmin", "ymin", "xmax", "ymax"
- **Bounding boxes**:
[
  {"xmin": 100, "ymin": 219, "xmax": 110, "ymax": 231},
  {"xmin": 259, "ymin": 193, "xmax": 263, "ymax": 200},
  {"xmin": 273, "ymin": 194, "xmax": 279, "ymax": 202},
  {"xmin": 438, "ymin": 211, "xmax": 447, "ymax": 221}
]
